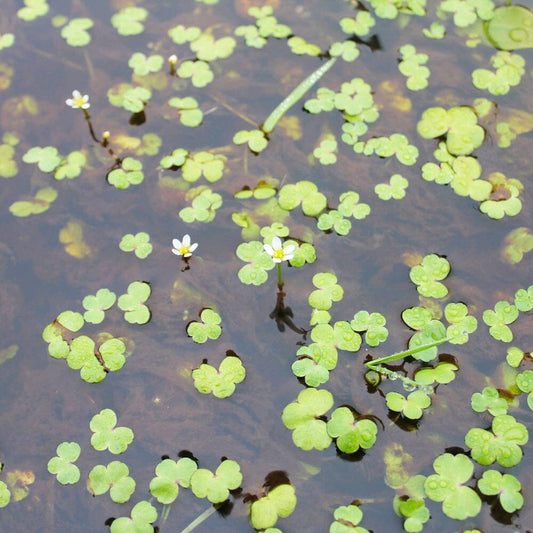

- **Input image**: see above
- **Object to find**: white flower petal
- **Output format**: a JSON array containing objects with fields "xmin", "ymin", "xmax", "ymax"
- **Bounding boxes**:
[
  {"xmin": 283, "ymin": 244, "xmax": 296, "ymax": 255},
  {"xmin": 182, "ymin": 234, "xmax": 191, "ymax": 246},
  {"xmin": 172, "ymin": 238, "xmax": 182, "ymax": 248},
  {"xmin": 271, "ymin": 236, "xmax": 282, "ymax": 250},
  {"xmin": 284, "ymin": 252, "xmax": 295, "ymax": 261},
  {"xmin": 189, "ymin": 243, "xmax": 198, "ymax": 252},
  {"xmin": 171, "ymin": 248, "xmax": 182, "ymax": 256},
  {"xmin": 72, "ymin": 90, "xmax": 81, "ymax": 99},
  {"xmin": 272, "ymin": 257, "xmax": 282, "ymax": 263},
  {"xmin": 263, "ymin": 244, "xmax": 274, "ymax": 256}
]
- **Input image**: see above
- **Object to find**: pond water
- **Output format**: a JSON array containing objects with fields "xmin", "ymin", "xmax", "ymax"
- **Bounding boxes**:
[{"xmin": 0, "ymin": 1, "xmax": 531, "ymax": 532}]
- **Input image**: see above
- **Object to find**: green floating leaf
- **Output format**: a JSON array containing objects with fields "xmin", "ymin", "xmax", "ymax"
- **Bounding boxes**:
[
  {"xmin": 22, "ymin": 146, "xmax": 61, "ymax": 172},
  {"xmin": 398, "ymin": 44, "xmax": 430, "ymax": 91},
  {"xmin": 471, "ymin": 386, "xmax": 508, "ymax": 416},
  {"xmin": 445, "ymin": 302, "xmax": 478, "ymax": 344},
  {"xmin": 330, "ymin": 504, "xmax": 369, "ymax": 533},
  {"xmin": 111, "ymin": 7, "xmax": 148, "ymax": 36},
  {"xmin": 278, "ymin": 180, "xmax": 327, "ymax": 217},
  {"xmin": 514, "ymin": 285, "xmax": 533, "ymax": 312},
  {"xmin": 57, "ymin": 310, "xmax": 84, "ymax": 332},
  {"xmin": 83, "ymin": 289, "xmax": 116, "ymax": 324},
  {"xmin": 0, "ymin": 480, "xmax": 10, "ymax": 508},
  {"xmin": 110, "ymin": 500, "xmax": 157, "ymax": 533},
  {"xmin": 168, "ymin": 96, "xmax": 203, "ymax": 127},
  {"xmin": 122, "ymin": 87, "xmax": 151, "ymax": 113},
  {"xmin": 17, "ymin": 0, "xmax": 49, "ymax": 21},
  {"xmin": 190, "ymin": 459, "xmax": 242, "ymax": 503},
  {"xmin": 182, "ymin": 151, "xmax": 226, "ymax": 183},
  {"xmin": 424, "ymin": 453, "xmax": 481, "ymax": 520},
  {"xmin": 108, "ymin": 157, "xmax": 144, "ymax": 189},
  {"xmin": 90, "ymin": 408, "xmax": 134, "ymax": 454},
  {"xmin": 179, "ymin": 186, "xmax": 222, "ymax": 223},
  {"xmin": 440, "ymin": 0, "xmax": 494, "ymax": 28},
  {"xmin": 60, "ymin": 18, "xmax": 93, "ymax": 47},
  {"xmin": 118, "ymin": 281, "xmax": 151, "ymax": 324},
  {"xmin": 486, "ymin": 5, "xmax": 533, "ymax": 50},
  {"xmin": 327, "ymin": 407, "xmax": 378, "ymax": 453},
  {"xmin": 282, "ymin": 388, "xmax": 333, "ymax": 450},
  {"xmin": 409, "ymin": 254, "xmax": 450, "ymax": 298},
  {"xmin": 0, "ymin": 144, "xmax": 18, "ymax": 178},
  {"xmin": 308, "ymin": 272, "xmax": 344, "ymax": 311},
  {"xmin": 350, "ymin": 310, "xmax": 388, "ymax": 347},
  {"xmin": 128, "ymin": 52, "xmax": 164, "ymax": 76},
  {"xmin": 233, "ymin": 129, "xmax": 268, "ymax": 153},
  {"xmin": 250, "ymin": 484, "xmax": 297, "ymax": 530},
  {"xmin": 47, "ymin": 442, "xmax": 81, "ymax": 485},
  {"xmin": 482, "ymin": 300, "xmax": 518, "ymax": 342},
  {"xmin": 465, "ymin": 414, "xmax": 528, "ymax": 467},
  {"xmin": 119, "ymin": 232, "xmax": 152, "ymax": 259},
  {"xmin": 177, "ymin": 60, "xmax": 214, "ymax": 88},
  {"xmin": 386, "ymin": 390, "xmax": 431, "ymax": 420},
  {"xmin": 9, "ymin": 187, "xmax": 58, "ymax": 217},
  {"xmin": 375, "ymin": 174, "xmax": 408, "ymax": 200},
  {"xmin": 478, "ymin": 470, "xmax": 523, "ymax": 513},
  {"xmin": 417, "ymin": 106, "xmax": 484, "ymax": 156},
  {"xmin": 54, "ymin": 150, "xmax": 86, "ymax": 180},
  {"xmin": 187, "ymin": 309, "xmax": 222, "ymax": 343},
  {"xmin": 236, "ymin": 240, "xmax": 275, "ymax": 286},
  {"xmin": 149, "ymin": 457, "xmax": 197, "ymax": 504},
  {"xmin": 292, "ymin": 357, "xmax": 330, "ymax": 387},
  {"xmin": 414, "ymin": 361, "xmax": 458, "ymax": 386},
  {"xmin": 87, "ymin": 461, "xmax": 135, "ymax": 503},
  {"xmin": 192, "ymin": 354, "xmax": 245, "ymax": 397},
  {"xmin": 317, "ymin": 210, "xmax": 351, "ymax": 235},
  {"xmin": 395, "ymin": 497, "xmax": 430, "ymax": 533},
  {"xmin": 190, "ymin": 34, "xmax": 236, "ymax": 61}
]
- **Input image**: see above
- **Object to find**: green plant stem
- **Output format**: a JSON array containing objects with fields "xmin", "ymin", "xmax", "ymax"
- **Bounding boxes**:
[
  {"xmin": 180, "ymin": 504, "xmax": 218, "ymax": 533},
  {"xmin": 262, "ymin": 56, "xmax": 337, "ymax": 133},
  {"xmin": 364, "ymin": 336, "xmax": 454, "ymax": 368},
  {"xmin": 277, "ymin": 262, "xmax": 283, "ymax": 288}
]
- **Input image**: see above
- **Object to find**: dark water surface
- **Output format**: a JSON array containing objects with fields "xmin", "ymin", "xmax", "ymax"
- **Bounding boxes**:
[{"xmin": 0, "ymin": 1, "xmax": 531, "ymax": 531}]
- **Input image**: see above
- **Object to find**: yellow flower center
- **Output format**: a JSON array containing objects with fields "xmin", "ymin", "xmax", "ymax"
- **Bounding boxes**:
[
  {"xmin": 180, "ymin": 245, "xmax": 190, "ymax": 255},
  {"xmin": 273, "ymin": 249, "xmax": 285, "ymax": 260},
  {"xmin": 73, "ymin": 96, "xmax": 85, "ymax": 108}
]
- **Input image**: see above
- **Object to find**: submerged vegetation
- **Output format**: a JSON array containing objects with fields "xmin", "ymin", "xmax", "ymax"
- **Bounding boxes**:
[{"xmin": 0, "ymin": 0, "xmax": 532, "ymax": 532}]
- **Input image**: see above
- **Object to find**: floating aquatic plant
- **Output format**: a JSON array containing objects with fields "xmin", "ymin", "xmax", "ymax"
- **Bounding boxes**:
[
  {"xmin": 465, "ymin": 414, "xmax": 528, "ymax": 467},
  {"xmin": 118, "ymin": 281, "xmax": 151, "ymax": 324},
  {"xmin": 187, "ymin": 308, "xmax": 222, "ymax": 343},
  {"xmin": 87, "ymin": 461, "xmax": 135, "ymax": 503},
  {"xmin": 398, "ymin": 45, "xmax": 430, "ymax": 91},
  {"xmin": 190, "ymin": 459, "xmax": 242, "ymax": 503},
  {"xmin": 326, "ymin": 407, "xmax": 378, "ymax": 453},
  {"xmin": 192, "ymin": 353, "xmax": 245, "ymax": 397},
  {"xmin": 47, "ymin": 442, "xmax": 81, "ymax": 485},
  {"xmin": 60, "ymin": 18, "xmax": 93, "ymax": 47},
  {"xmin": 110, "ymin": 500, "xmax": 157, "ymax": 533},
  {"xmin": 478, "ymin": 470, "xmax": 523, "ymax": 513},
  {"xmin": 386, "ymin": 390, "xmax": 431, "ymax": 420},
  {"xmin": 375, "ymin": 174, "xmax": 408, "ymax": 200},
  {"xmin": 482, "ymin": 300, "xmax": 518, "ymax": 342},
  {"xmin": 90, "ymin": 408, "xmax": 134, "ymax": 454},
  {"xmin": 330, "ymin": 504, "xmax": 369, "ymax": 533},
  {"xmin": 120, "ymin": 232, "xmax": 152, "ymax": 259},
  {"xmin": 179, "ymin": 186, "xmax": 222, "ymax": 223},
  {"xmin": 249, "ymin": 483, "xmax": 297, "ymax": 530},
  {"xmin": 485, "ymin": 5, "xmax": 533, "ymax": 50},
  {"xmin": 471, "ymin": 386, "xmax": 508, "ymax": 416},
  {"xmin": 424, "ymin": 453, "xmax": 481, "ymax": 520},
  {"xmin": 82, "ymin": 288, "xmax": 116, "ymax": 324},
  {"xmin": 149, "ymin": 457, "xmax": 197, "ymax": 504},
  {"xmin": 111, "ymin": 7, "xmax": 148, "ymax": 36},
  {"xmin": 472, "ymin": 51, "xmax": 525, "ymax": 96},
  {"xmin": 9, "ymin": 187, "xmax": 57, "ymax": 217},
  {"xmin": 282, "ymin": 388, "xmax": 334, "ymax": 451},
  {"xmin": 108, "ymin": 157, "xmax": 144, "ymax": 189}
]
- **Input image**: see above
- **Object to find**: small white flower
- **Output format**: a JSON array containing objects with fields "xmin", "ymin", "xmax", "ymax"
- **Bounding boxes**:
[
  {"xmin": 263, "ymin": 236, "xmax": 296, "ymax": 263},
  {"xmin": 168, "ymin": 54, "xmax": 178, "ymax": 65},
  {"xmin": 66, "ymin": 90, "xmax": 90, "ymax": 109},
  {"xmin": 172, "ymin": 234, "xmax": 198, "ymax": 258}
]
